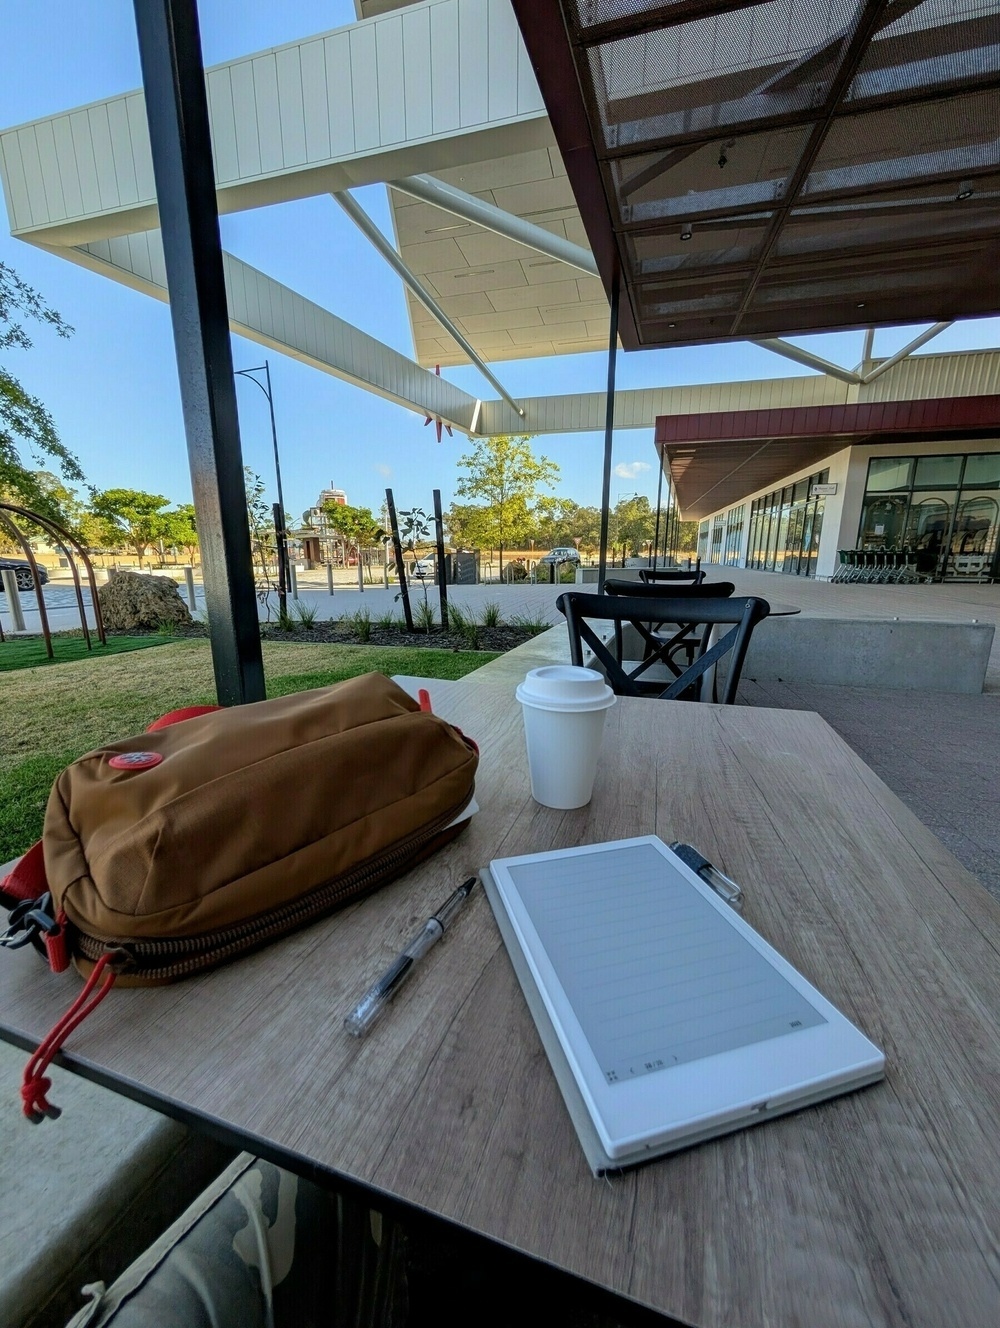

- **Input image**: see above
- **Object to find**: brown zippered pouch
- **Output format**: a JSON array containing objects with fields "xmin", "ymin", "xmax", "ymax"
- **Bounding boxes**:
[
  {"xmin": 48, "ymin": 672, "xmax": 478, "ymax": 981},
  {"xmin": 1, "ymin": 673, "xmax": 478, "ymax": 1118}
]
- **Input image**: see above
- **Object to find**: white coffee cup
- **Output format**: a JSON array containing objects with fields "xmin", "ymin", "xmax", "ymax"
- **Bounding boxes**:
[{"xmin": 515, "ymin": 666, "xmax": 616, "ymax": 809}]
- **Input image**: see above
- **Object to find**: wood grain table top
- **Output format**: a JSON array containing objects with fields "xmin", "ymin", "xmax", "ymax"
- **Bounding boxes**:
[{"xmin": 2, "ymin": 680, "xmax": 999, "ymax": 1328}]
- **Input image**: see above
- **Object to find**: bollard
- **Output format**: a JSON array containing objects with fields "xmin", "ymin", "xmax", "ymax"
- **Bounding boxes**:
[
  {"xmin": 184, "ymin": 566, "xmax": 197, "ymax": 612},
  {"xmin": 357, "ymin": 558, "xmax": 364, "ymax": 593},
  {"xmin": 327, "ymin": 562, "xmax": 335, "ymax": 596},
  {"xmin": 289, "ymin": 564, "xmax": 298, "ymax": 600},
  {"xmin": 1, "ymin": 569, "xmax": 27, "ymax": 631}
]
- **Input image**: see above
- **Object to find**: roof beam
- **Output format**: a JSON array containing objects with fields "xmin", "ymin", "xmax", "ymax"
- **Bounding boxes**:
[
  {"xmin": 332, "ymin": 190, "xmax": 524, "ymax": 417},
  {"xmin": 860, "ymin": 321, "xmax": 953, "ymax": 382},
  {"xmin": 753, "ymin": 340, "xmax": 863, "ymax": 385},
  {"xmin": 569, "ymin": 1, "xmax": 772, "ymax": 48},
  {"xmin": 54, "ymin": 230, "xmax": 481, "ymax": 432},
  {"xmin": 389, "ymin": 174, "xmax": 599, "ymax": 278}
]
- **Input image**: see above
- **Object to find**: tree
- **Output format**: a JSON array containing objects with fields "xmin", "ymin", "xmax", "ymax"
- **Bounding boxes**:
[
  {"xmin": 160, "ymin": 499, "xmax": 196, "ymax": 557},
  {"xmin": 611, "ymin": 494, "xmax": 655, "ymax": 557},
  {"xmin": 324, "ymin": 501, "xmax": 385, "ymax": 582},
  {"xmin": 445, "ymin": 502, "xmax": 490, "ymax": 550},
  {"xmin": 90, "ymin": 488, "xmax": 174, "ymax": 563},
  {"xmin": 1, "ymin": 262, "xmax": 86, "ymax": 522},
  {"xmin": 455, "ymin": 435, "xmax": 558, "ymax": 574}
]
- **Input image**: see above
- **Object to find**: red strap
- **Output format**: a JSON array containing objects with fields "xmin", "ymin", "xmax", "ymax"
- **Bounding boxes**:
[
  {"xmin": 146, "ymin": 705, "xmax": 222, "ymax": 732},
  {"xmin": 1, "ymin": 840, "xmax": 48, "ymax": 904},
  {"xmin": 417, "ymin": 688, "xmax": 433, "ymax": 713},
  {"xmin": 21, "ymin": 953, "xmax": 117, "ymax": 1123}
]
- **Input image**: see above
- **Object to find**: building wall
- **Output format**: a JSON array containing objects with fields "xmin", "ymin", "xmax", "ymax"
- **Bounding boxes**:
[{"xmin": 696, "ymin": 436, "xmax": 1000, "ymax": 580}]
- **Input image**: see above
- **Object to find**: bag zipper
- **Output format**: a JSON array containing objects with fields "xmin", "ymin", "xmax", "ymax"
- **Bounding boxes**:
[{"xmin": 73, "ymin": 795, "xmax": 473, "ymax": 980}]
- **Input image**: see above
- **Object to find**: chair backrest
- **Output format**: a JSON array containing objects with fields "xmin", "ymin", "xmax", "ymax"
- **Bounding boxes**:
[
  {"xmin": 556, "ymin": 592, "xmax": 770, "ymax": 704},
  {"xmin": 603, "ymin": 579, "xmax": 734, "ymax": 598},
  {"xmin": 638, "ymin": 568, "xmax": 706, "ymax": 584}
]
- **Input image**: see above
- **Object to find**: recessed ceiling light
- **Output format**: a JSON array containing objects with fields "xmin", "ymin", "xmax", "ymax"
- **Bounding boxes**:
[
  {"xmin": 857, "ymin": 302, "xmax": 866, "ymax": 308},
  {"xmin": 956, "ymin": 183, "xmax": 974, "ymax": 201}
]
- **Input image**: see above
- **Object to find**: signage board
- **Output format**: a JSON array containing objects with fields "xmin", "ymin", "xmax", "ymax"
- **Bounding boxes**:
[{"xmin": 810, "ymin": 483, "xmax": 838, "ymax": 497}]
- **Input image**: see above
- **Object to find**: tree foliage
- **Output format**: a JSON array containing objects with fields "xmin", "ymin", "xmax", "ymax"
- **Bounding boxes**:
[
  {"xmin": 611, "ymin": 494, "xmax": 656, "ymax": 556},
  {"xmin": 90, "ymin": 488, "xmax": 173, "ymax": 562},
  {"xmin": 324, "ymin": 501, "xmax": 384, "ymax": 550},
  {"xmin": 0, "ymin": 262, "xmax": 85, "ymax": 523},
  {"xmin": 455, "ymin": 435, "xmax": 558, "ymax": 572}
]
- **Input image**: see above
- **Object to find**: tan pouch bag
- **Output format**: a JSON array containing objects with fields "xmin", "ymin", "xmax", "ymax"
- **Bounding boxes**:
[{"xmin": 1, "ymin": 673, "xmax": 478, "ymax": 1118}]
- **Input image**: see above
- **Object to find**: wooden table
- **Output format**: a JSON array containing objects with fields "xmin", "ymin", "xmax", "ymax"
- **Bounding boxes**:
[{"xmin": 2, "ymin": 679, "xmax": 999, "ymax": 1327}]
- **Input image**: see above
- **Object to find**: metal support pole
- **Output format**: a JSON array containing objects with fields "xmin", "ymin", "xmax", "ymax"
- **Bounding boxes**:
[
  {"xmin": 184, "ymin": 565, "xmax": 196, "ymax": 612},
  {"xmin": 386, "ymin": 488, "xmax": 413, "ymax": 633},
  {"xmin": 271, "ymin": 502, "xmax": 288, "ymax": 612},
  {"xmin": 132, "ymin": 0, "xmax": 264, "ymax": 704},
  {"xmin": 433, "ymin": 489, "xmax": 449, "ymax": 632},
  {"xmin": 327, "ymin": 562, "xmax": 335, "ymax": 596},
  {"xmin": 597, "ymin": 275, "xmax": 620, "ymax": 594},
  {"xmin": 289, "ymin": 564, "xmax": 298, "ymax": 600},
  {"xmin": 652, "ymin": 453, "xmax": 664, "ymax": 572},
  {"xmin": 1, "ymin": 570, "xmax": 26, "ymax": 631},
  {"xmin": 333, "ymin": 190, "xmax": 524, "ymax": 418}
]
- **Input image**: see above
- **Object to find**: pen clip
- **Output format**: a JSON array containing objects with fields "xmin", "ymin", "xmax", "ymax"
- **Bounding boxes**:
[{"xmin": 668, "ymin": 842, "xmax": 744, "ymax": 911}]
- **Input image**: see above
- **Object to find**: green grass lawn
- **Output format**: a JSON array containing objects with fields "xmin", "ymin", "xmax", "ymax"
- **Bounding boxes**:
[
  {"xmin": 0, "ymin": 634, "xmax": 172, "ymax": 673},
  {"xmin": 0, "ymin": 640, "xmax": 497, "ymax": 863}
]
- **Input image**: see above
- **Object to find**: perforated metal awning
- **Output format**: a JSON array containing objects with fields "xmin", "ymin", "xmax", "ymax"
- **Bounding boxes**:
[{"xmin": 512, "ymin": 1, "xmax": 1000, "ymax": 350}]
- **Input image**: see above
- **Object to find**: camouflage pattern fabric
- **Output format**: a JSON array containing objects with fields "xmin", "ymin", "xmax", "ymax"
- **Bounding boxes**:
[{"xmin": 64, "ymin": 1154, "xmax": 407, "ymax": 1328}]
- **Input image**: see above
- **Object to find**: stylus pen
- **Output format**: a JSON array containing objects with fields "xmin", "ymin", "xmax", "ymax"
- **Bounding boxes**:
[{"xmin": 344, "ymin": 877, "xmax": 478, "ymax": 1037}]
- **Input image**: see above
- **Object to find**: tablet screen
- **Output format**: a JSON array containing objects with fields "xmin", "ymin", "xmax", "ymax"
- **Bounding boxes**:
[{"xmin": 506, "ymin": 841, "xmax": 825, "ymax": 1086}]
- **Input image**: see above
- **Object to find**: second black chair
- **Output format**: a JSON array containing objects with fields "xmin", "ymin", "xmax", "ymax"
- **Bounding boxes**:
[{"xmin": 556, "ymin": 592, "xmax": 770, "ymax": 704}]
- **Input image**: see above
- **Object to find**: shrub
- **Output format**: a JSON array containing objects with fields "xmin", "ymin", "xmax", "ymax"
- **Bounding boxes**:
[{"xmin": 481, "ymin": 600, "xmax": 503, "ymax": 628}]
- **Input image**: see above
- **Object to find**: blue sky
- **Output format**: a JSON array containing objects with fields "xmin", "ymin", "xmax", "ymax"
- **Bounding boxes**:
[{"xmin": 3, "ymin": 0, "xmax": 999, "ymax": 523}]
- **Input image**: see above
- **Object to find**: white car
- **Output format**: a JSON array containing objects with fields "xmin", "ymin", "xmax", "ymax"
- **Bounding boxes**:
[{"xmin": 410, "ymin": 558, "xmax": 435, "ymax": 580}]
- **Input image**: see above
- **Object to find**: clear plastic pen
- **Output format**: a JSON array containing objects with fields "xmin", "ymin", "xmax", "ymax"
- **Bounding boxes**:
[{"xmin": 344, "ymin": 877, "xmax": 478, "ymax": 1037}]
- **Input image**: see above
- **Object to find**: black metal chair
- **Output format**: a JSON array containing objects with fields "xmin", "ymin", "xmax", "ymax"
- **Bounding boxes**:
[
  {"xmin": 638, "ymin": 567, "xmax": 705, "ymax": 585},
  {"xmin": 556, "ymin": 592, "xmax": 770, "ymax": 703},
  {"xmin": 602, "ymin": 580, "xmax": 735, "ymax": 671}
]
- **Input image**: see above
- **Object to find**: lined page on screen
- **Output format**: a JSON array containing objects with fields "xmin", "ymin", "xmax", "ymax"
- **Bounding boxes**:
[{"xmin": 506, "ymin": 842, "xmax": 825, "ymax": 1086}]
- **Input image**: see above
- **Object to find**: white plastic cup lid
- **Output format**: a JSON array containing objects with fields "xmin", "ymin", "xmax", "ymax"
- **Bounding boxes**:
[{"xmin": 515, "ymin": 665, "xmax": 616, "ymax": 712}]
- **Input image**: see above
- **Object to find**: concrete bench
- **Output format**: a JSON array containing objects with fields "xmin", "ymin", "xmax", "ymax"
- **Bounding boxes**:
[{"xmin": 0, "ymin": 1041, "xmax": 232, "ymax": 1328}]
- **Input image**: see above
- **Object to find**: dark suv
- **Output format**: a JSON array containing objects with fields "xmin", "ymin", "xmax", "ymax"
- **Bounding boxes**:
[{"xmin": 0, "ymin": 558, "xmax": 49, "ymax": 592}]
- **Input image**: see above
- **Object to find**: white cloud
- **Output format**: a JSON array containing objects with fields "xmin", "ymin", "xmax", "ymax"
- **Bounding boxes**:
[
  {"xmin": 375, "ymin": 463, "xmax": 393, "ymax": 478},
  {"xmin": 613, "ymin": 461, "xmax": 652, "ymax": 479}
]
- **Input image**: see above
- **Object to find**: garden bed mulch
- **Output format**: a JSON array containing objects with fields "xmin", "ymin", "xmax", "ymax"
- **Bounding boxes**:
[{"xmin": 115, "ymin": 621, "xmax": 545, "ymax": 653}]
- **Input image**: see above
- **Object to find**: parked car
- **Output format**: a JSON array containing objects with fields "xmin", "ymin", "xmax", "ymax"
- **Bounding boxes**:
[
  {"xmin": 539, "ymin": 546, "xmax": 581, "ymax": 565},
  {"xmin": 410, "ymin": 558, "xmax": 435, "ymax": 580},
  {"xmin": 0, "ymin": 558, "xmax": 49, "ymax": 592}
]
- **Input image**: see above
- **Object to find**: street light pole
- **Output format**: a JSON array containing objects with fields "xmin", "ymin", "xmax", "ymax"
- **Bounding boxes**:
[{"xmin": 235, "ymin": 360, "xmax": 288, "ymax": 615}]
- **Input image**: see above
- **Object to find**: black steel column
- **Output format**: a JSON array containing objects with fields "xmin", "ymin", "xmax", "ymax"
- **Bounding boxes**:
[
  {"xmin": 133, "ymin": 0, "xmax": 264, "ymax": 704},
  {"xmin": 652, "ymin": 448, "xmax": 664, "ymax": 570},
  {"xmin": 597, "ymin": 273, "xmax": 620, "ymax": 593}
]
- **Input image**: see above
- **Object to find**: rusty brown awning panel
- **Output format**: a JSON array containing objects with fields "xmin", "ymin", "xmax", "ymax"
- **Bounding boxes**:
[{"xmin": 656, "ymin": 393, "xmax": 1000, "ymax": 516}]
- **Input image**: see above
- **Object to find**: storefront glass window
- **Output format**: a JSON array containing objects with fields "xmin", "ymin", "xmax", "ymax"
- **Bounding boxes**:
[
  {"xmin": 866, "ymin": 457, "xmax": 912, "ymax": 491},
  {"xmin": 913, "ymin": 455, "xmax": 963, "ymax": 489},
  {"xmin": 963, "ymin": 454, "xmax": 1000, "ymax": 488}
]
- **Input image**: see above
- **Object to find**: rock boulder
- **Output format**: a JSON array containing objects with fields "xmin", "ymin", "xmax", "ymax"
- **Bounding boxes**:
[{"xmin": 98, "ymin": 571, "xmax": 193, "ymax": 632}]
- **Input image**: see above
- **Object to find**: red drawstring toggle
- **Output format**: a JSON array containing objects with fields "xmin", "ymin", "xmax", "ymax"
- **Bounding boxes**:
[
  {"xmin": 43, "ymin": 910, "xmax": 70, "ymax": 973},
  {"xmin": 21, "ymin": 952, "xmax": 117, "ymax": 1123}
]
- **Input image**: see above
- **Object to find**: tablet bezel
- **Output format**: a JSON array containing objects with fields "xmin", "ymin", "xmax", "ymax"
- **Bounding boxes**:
[{"xmin": 489, "ymin": 836, "xmax": 885, "ymax": 1160}]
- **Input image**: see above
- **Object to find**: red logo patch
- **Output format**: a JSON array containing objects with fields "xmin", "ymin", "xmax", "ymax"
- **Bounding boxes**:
[{"xmin": 108, "ymin": 751, "xmax": 163, "ymax": 771}]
